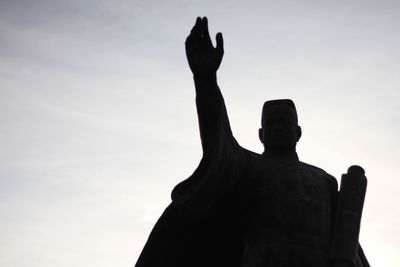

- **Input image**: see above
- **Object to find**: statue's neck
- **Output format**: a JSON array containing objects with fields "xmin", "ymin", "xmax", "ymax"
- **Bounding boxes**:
[{"xmin": 263, "ymin": 148, "xmax": 299, "ymax": 161}]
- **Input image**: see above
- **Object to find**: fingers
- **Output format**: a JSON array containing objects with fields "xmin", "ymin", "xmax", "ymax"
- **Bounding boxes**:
[
  {"xmin": 187, "ymin": 16, "xmax": 223, "ymax": 52},
  {"xmin": 189, "ymin": 17, "xmax": 202, "ymax": 40},
  {"xmin": 188, "ymin": 17, "xmax": 213, "ymax": 43},
  {"xmin": 202, "ymin": 17, "xmax": 212, "ymax": 45},
  {"xmin": 216, "ymin": 32, "xmax": 224, "ymax": 55},
  {"xmin": 186, "ymin": 17, "xmax": 200, "ymax": 50}
]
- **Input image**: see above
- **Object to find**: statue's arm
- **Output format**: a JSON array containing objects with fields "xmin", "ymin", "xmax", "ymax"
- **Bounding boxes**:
[
  {"xmin": 186, "ymin": 17, "xmax": 234, "ymax": 154},
  {"xmin": 194, "ymin": 75, "xmax": 233, "ymax": 154}
]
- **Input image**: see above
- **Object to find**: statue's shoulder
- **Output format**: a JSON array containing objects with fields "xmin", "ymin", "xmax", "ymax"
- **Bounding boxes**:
[
  {"xmin": 242, "ymin": 147, "xmax": 262, "ymax": 164},
  {"xmin": 298, "ymin": 161, "xmax": 332, "ymax": 176},
  {"xmin": 299, "ymin": 161, "xmax": 338, "ymax": 187}
]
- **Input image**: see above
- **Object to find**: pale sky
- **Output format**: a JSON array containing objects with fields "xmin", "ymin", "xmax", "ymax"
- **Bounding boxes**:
[{"xmin": 0, "ymin": 0, "xmax": 399, "ymax": 266}]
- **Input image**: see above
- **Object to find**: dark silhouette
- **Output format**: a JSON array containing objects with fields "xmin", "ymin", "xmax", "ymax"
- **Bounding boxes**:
[{"xmin": 136, "ymin": 17, "xmax": 369, "ymax": 267}]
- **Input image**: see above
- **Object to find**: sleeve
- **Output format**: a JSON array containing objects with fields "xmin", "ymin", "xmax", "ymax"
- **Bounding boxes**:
[
  {"xmin": 355, "ymin": 244, "xmax": 370, "ymax": 267},
  {"xmin": 194, "ymin": 75, "xmax": 235, "ymax": 155},
  {"xmin": 171, "ymin": 75, "xmax": 247, "ymax": 219},
  {"xmin": 135, "ymin": 204, "xmax": 192, "ymax": 267},
  {"xmin": 135, "ymin": 76, "xmax": 247, "ymax": 267}
]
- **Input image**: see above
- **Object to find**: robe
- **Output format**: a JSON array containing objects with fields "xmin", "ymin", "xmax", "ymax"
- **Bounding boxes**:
[{"xmin": 135, "ymin": 78, "xmax": 369, "ymax": 267}]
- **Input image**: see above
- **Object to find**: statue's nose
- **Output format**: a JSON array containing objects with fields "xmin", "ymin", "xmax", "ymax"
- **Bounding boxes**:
[{"xmin": 271, "ymin": 122, "xmax": 283, "ymax": 132}]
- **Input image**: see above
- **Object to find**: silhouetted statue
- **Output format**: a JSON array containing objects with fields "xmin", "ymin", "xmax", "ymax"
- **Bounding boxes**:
[{"xmin": 136, "ymin": 17, "xmax": 370, "ymax": 267}]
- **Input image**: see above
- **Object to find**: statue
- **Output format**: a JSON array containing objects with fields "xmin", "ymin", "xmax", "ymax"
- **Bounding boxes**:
[{"xmin": 135, "ymin": 17, "xmax": 370, "ymax": 267}]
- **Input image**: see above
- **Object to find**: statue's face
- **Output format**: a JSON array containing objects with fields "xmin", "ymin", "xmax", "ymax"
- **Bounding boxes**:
[{"xmin": 260, "ymin": 105, "xmax": 301, "ymax": 150}]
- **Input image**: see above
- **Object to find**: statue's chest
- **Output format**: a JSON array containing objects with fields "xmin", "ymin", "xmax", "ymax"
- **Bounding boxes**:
[
  {"xmin": 247, "ymin": 161, "xmax": 330, "ymax": 205},
  {"xmin": 241, "ymin": 160, "xmax": 333, "ymax": 235}
]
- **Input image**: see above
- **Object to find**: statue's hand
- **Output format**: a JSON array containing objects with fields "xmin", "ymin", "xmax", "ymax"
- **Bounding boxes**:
[{"xmin": 185, "ymin": 17, "xmax": 224, "ymax": 78}]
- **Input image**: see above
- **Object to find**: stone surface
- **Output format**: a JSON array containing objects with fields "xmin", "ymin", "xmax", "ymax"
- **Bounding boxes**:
[{"xmin": 135, "ymin": 17, "xmax": 369, "ymax": 267}]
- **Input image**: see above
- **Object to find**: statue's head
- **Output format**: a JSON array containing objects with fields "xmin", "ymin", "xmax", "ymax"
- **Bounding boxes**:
[{"xmin": 259, "ymin": 99, "xmax": 302, "ymax": 151}]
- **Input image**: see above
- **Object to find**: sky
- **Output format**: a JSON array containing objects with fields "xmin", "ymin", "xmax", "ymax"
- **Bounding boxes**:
[{"xmin": 0, "ymin": 0, "xmax": 399, "ymax": 266}]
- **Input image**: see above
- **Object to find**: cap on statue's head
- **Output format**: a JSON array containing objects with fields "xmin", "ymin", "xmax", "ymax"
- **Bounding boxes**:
[{"xmin": 261, "ymin": 99, "xmax": 298, "ymax": 126}]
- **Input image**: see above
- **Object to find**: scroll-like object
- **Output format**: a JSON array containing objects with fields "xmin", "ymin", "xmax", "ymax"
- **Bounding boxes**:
[{"xmin": 331, "ymin": 165, "xmax": 367, "ymax": 264}]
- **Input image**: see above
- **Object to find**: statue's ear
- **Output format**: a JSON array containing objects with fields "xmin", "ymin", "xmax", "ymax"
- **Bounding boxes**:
[
  {"xmin": 259, "ymin": 128, "xmax": 264, "ymax": 144},
  {"xmin": 297, "ymin": 126, "xmax": 302, "ymax": 141}
]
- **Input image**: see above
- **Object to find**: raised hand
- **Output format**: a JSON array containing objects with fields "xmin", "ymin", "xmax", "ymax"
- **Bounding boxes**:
[{"xmin": 185, "ymin": 17, "xmax": 224, "ymax": 78}]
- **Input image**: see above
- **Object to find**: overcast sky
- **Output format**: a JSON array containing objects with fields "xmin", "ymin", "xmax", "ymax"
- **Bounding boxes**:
[{"xmin": 1, "ymin": 0, "xmax": 399, "ymax": 266}]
